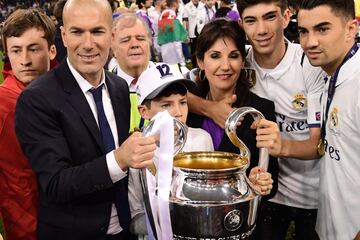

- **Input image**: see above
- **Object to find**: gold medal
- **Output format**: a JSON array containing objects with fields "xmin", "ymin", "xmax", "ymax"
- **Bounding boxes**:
[{"xmin": 317, "ymin": 139, "xmax": 325, "ymax": 156}]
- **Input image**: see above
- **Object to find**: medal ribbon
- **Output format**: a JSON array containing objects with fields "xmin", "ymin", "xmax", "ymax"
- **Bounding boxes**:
[{"xmin": 321, "ymin": 44, "xmax": 359, "ymax": 140}]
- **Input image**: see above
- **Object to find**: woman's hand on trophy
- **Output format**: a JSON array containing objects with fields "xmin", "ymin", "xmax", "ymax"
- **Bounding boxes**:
[
  {"xmin": 251, "ymin": 119, "xmax": 283, "ymax": 157},
  {"xmin": 248, "ymin": 167, "xmax": 273, "ymax": 196}
]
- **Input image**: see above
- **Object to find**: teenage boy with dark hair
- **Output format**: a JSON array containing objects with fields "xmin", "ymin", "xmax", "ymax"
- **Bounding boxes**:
[
  {"xmin": 0, "ymin": 8, "xmax": 56, "ymax": 240},
  {"xmin": 297, "ymin": 0, "xmax": 360, "ymax": 239},
  {"xmin": 187, "ymin": 0, "xmax": 325, "ymax": 239}
]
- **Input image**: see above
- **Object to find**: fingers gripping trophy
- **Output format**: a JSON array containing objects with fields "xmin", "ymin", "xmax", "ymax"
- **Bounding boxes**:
[{"xmin": 140, "ymin": 107, "xmax": 270, "ymax": 240}]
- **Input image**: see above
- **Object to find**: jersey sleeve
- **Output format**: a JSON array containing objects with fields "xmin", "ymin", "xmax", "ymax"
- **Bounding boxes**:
[{"xmin": 303, "ymin": 56, "xmax": 325, "ymax": 128}]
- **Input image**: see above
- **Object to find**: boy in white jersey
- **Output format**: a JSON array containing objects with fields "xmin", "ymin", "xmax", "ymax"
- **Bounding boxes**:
[
  {"xmin": 128, "ymin": 62, "xmax": 214, "ymax": 237},
  {"xmin": 137, "ymin": 62, "xmax": 214, "ymax": 152},
  {"xmin": 297, "ymin": 0, "xmax": 360, "ymax": 239},
  {"xmin": 187, "ymin": 0, "xmax": 324, "ymax": 239}
]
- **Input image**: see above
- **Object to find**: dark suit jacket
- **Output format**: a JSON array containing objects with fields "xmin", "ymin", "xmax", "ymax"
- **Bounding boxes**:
[
  {"xmin": 187, "ymin": 91, "xmax": 279, "ymax": 200},
  {"xmin": 15, "ymin": 61, "xmax": 130, "ymax": 240}
]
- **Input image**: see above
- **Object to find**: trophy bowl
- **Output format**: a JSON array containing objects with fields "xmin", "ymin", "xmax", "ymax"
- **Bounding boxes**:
[{"xmin": 169, "ymin": 151, "xmax": 259, "ymax": 240}]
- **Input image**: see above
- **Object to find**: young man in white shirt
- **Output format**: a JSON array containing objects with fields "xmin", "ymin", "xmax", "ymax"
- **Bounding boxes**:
[
  {"xmin": 183, "ymin": 0, "xmax": 203, "ymax": 66},
  {"xmin": 195, "ymin": 0, "xmax": 216, "ymax": 35},
  {"xmin": 297, "ymin": 0, "xmax": 360, "ymax": 239}
]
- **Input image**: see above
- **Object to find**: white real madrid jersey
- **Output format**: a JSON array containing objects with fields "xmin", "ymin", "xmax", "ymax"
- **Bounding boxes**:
[
  {"xmin": 246, "ymin": 42, "xmax": 324, "ymax": 209},
  {"xmin": 316, "ymin": 49, "xmax": 360, "ymax": 240}
]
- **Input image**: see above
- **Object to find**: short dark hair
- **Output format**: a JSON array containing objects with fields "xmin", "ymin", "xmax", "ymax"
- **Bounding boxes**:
[
  {"xmin": 53, "ymin": 0, "xmax": 67, "ymax": 22},
  {"xmin": 2, "ymin": 8, "xmax": 56, "ymax": 54},
  {"xmin": 165, "ymin": 0, "xmax": 178, "ymax": 9},
  {"xmin": 298, "ymin": 0, "xmax": 355, "ymax": 21},
  {"xmin": 143, "ymin": 83, "xmax": 188, "ymax": 108},
  {"xmin": 136, "ymin": 0, "xmax": 146, "ymax": 9},
  {"xmin": 237, "ymin": 0, "xmax": 288, "ymax": 16}
]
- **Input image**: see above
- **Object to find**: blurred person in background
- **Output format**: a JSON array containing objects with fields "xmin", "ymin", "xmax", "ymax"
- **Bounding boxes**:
[{"xmin": 53, "ymin": 0, "xmax": 67, "ymax": 62}]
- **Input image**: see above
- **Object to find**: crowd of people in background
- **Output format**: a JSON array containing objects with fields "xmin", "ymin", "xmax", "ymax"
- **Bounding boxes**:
[
  {"xmin": 0, "ymin": 0, "xmax": 359, "ymax": 54},
  {"xmin": 1, "ymin": 0, "xmax": 360, "ymax": 240}
]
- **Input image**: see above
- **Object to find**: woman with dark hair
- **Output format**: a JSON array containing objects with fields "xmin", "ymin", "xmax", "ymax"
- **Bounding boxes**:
[{"xmin": 187, "ymin": 19, "xmax": 279, "ymax": 202}]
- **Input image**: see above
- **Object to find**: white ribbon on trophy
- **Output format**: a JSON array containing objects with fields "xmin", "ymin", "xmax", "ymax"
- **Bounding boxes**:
[{"xmin": 145, "ymin": 110, "xmax": 174, "ymax": 239}]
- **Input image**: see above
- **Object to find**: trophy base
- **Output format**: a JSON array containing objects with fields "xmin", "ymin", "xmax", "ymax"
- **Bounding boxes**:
[{"xmin": 169, "ymin": 196, "xmax": 259, "ymax": 240}]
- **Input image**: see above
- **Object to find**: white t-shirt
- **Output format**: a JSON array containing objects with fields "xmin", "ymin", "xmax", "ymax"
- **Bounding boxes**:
[
  {"xmin": 182, "ymin": 127, "xmax": 214, "ymax": 152},
  {"xmin": 316, "ymin": 49, "xmax": 360, "ymax": 240},
  {"xmin": 111, "ymin": 60, "xmax": 156, "ymax": 92},
  {"xmin": 183, "ymin": 1, "xmax": 203, "ymax": 38},
  {"xmin": 196, "ymin": 5, "xmax": 216, "ymax": 35},
  {"xmin": 147, "ymin": 8, "xmax": 161, "ymax": 53},
  {"xmin": 246, "ymin": 42, "xmax": 325, "ymax": 209}
]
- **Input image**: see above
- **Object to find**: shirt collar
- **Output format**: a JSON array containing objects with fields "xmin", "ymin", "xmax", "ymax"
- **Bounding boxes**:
[
  {"xmin": 115, "ymin": 61, "xmax": 155, "ymax": 87},
  {"xmin": 247, "ymin": 39, "xmax": 296, "ymax": 81},
  {"xmin": 67, "ymin": 58, "xmax": 106, "ymax": 93}
]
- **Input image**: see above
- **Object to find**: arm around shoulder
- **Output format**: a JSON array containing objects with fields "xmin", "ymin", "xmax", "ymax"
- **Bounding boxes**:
[{"xmin": 187, "ymin": 92, "xmax": 236, "ymax": 128}]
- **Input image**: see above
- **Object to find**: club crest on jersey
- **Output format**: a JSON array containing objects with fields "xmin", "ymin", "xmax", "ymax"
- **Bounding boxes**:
[
  {"xmin": 292, "ymin": 93, "xmax": 307, "ymax": 110},
  {"xmin": 329, "ymin": 107, "xmax": 339, "ymax": 132}
]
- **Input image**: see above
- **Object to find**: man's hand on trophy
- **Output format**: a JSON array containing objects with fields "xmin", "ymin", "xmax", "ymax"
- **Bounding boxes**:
[
  {"xmin": 208, "ymin": 94, "xmax": 237, "ymax": 128},
  {"xmin": 248, "ymin": 166, "xmax": 273, "ymax": 196},
  {"xmin": 251, "ymin": 119, "xmax": 283, "ymax": 157},
  {"xmin": 114, "ymin": 131, "xmax": 157, "ymax": 171}
]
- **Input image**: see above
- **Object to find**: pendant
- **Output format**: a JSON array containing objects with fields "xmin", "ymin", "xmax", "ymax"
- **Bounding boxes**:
[{"xmin": 317, "ymin": 138, "xmax": 325, "ymax": 157}]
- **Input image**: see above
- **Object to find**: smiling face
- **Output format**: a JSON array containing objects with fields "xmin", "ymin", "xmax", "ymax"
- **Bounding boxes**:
[
  {"xmin": 61, "ymin": 0, "xmax": 112, "ymax": 85},
  {"xmin": 197, "ymin": 37, "xmax": 244, "ymax": 99},
  {"xmin": 241, "ymin": 2, "xmax": 290, "ymax": 64},
  {"xmin": 7, "ymin": 28, "xmax": 56, "ymax": 84},
  {"xmin": 112, "ymin": 17, "xmax": 151, "ymax": 78},
  {"xmin": 298, "ymin": 5, "xmax": 358, "ymax": 75}
]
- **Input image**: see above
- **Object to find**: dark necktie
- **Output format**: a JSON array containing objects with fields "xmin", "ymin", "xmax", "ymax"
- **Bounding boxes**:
[
  {"xmin": 89, "ymin": 85, "xmax": 132, "ymax": 234},
  {"xmin": 89, "ymin": 85, "xmax": 115, "ymax": 153}
]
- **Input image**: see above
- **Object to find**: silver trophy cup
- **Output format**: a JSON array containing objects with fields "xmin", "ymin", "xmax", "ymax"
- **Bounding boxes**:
[{"xmin": 141, "ymin": 107, "xmax": 269, "ymax": 240}]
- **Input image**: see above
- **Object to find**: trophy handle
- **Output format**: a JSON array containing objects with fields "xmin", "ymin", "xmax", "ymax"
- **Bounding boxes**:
[
  {"xmin": 140, "ymin": 117, "xmax": 188, "ymax": 239},
  {"xmin": 142, "ymin": 117, "xmax": 188, "ymax": 155},
  {"xmin": 225, "ymin": 107, "xmax": 269, "ymax": 171}
]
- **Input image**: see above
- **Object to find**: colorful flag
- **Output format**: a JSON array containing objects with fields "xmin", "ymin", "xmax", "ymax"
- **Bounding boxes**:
[{"xmin": 158, "ymin": 9, "xmax": 188, "ymax": 45}]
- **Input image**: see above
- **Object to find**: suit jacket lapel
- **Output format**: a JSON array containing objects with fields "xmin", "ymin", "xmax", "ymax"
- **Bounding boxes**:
[
  {"xmin": 106, "ymin": 73, "xmax": 129, "ymax": 144},
  {"xmin": 55, "ymin": 61, "xmax": 104, "ymax": 151}
]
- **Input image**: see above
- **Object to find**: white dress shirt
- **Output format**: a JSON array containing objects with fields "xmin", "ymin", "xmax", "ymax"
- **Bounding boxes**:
[{"xmin": 67, "ymin": 58, "xmax": 126, "ymax": 235}]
